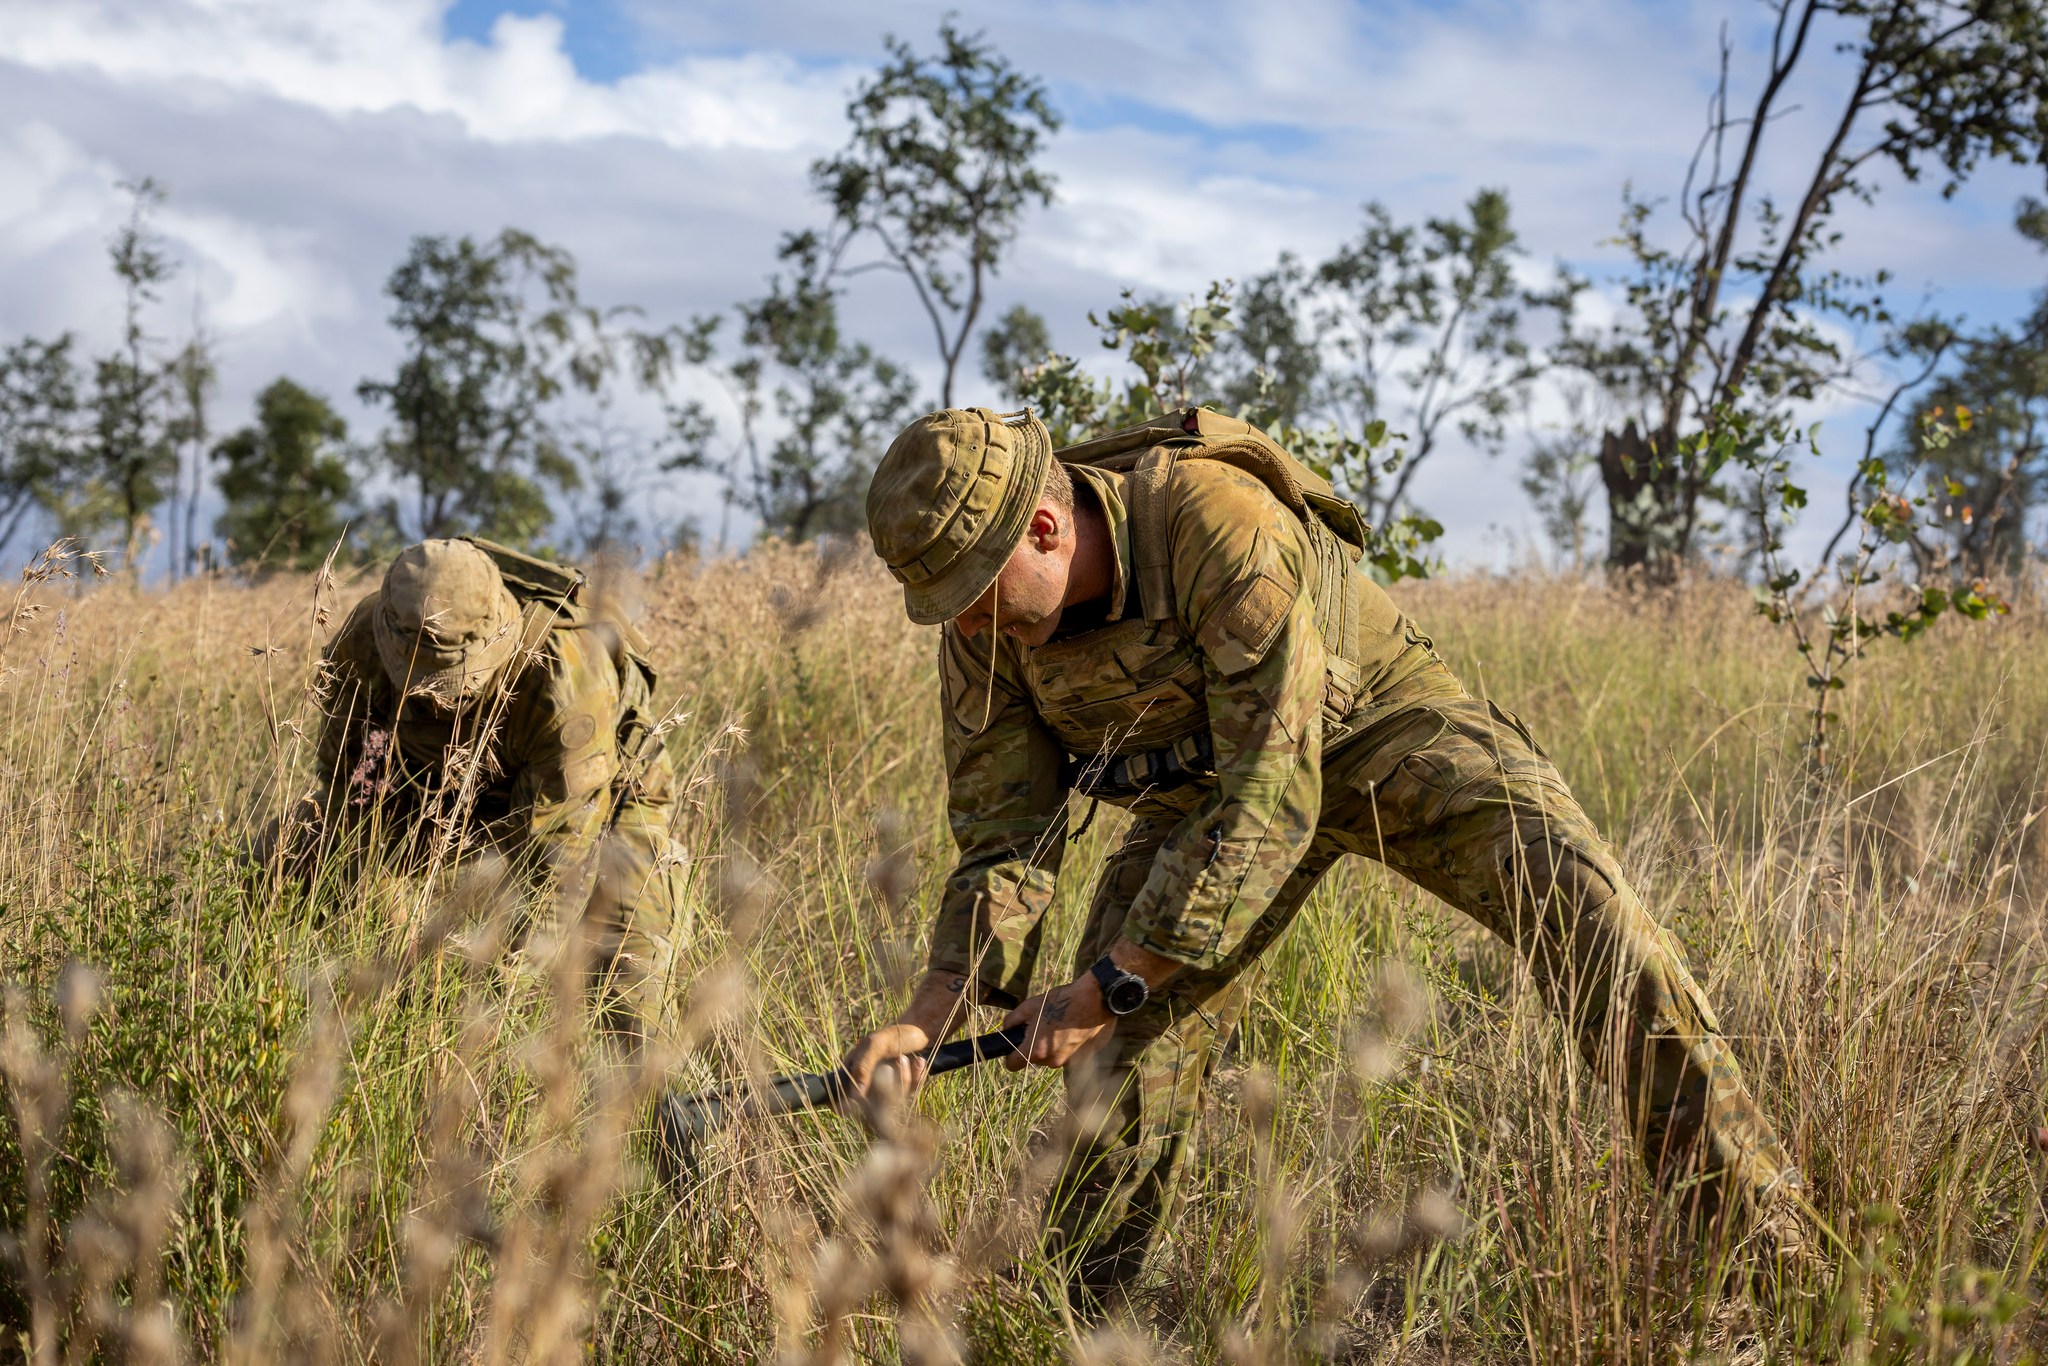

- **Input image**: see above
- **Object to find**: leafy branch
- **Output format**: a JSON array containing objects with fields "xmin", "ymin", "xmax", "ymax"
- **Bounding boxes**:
[{"xmin": 1749, "ymin": 401, "xmax": 2008, "ymax": 772}]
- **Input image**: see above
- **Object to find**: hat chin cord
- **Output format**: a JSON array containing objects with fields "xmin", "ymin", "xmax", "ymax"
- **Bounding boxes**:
[{"xmin": 969, "ymin": 574, "xmax": 1000, "ymax": 737}]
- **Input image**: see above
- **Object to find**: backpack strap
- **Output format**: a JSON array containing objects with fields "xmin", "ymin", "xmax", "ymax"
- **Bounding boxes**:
[
  {"xmin": 515, "ymin": 596, "xmax": 569, "ymax": 661},
  {"xmin": 1127, "ymin": 446, "xmax": 1180, "ymax": 622},
  {"xmin": 460, "ymin": 536, "xmax": 586, "ymax": 606},
  {"xmin": 513, "ymin": 597, "xmax": 661, "ymax": 693},
  {"xmin": 1054, "ymin": 409, "xmax": 1196, "ymax": 470},
  {"xmin": 1083, "ymin": 413, "xmax": 1376, "ymax": 655},
  {"xmin": 558, "ymin": 614, "xmax": 659, "ymax": 692}
]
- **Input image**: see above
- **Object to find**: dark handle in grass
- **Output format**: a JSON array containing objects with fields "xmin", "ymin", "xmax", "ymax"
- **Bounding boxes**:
[{"xmin": 654, "ymin": 1025, "xmax": 1029, "ymax": 1187}]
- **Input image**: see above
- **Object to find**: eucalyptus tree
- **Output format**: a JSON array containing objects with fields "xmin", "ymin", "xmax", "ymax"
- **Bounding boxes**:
[
  {"xmin": 0, "ymin": 336, "xmax": 82, "ymax": 561},
  {"xmin": 807, "ymin": 18, "xmax": 1061, "ymax": 405},
  {"xmin": 213, "ymin": 377, "xmax": 354, "ymax": 572},
  {"xmin": 664, "ymin": 241, "xmax": 916, "ymax": 545},
  {"xmin": 358, "ymin": 229, "xmax": 676, "ymax": 549},
  {"xmin": 978, "ymin": 303, "xmax": 1051, "ymax": 404},
  {"xmin": 1881, "ymin": 200, "xmax": 2048, "ymax": 577},
  {"xmin": 1197, "ymin": 190, "xmax": 1544, "ymax": 534},
  {"xmin": 85, "ymin": 178, "xmax": 180, "ymax": 568},
  {"xmin": 1310, "ymin": 190, "xmax": 1541, "ymax": 530},
  {"xmin": 1551, "ymin": 0, "xmax": 2048, "ymax": 575}
]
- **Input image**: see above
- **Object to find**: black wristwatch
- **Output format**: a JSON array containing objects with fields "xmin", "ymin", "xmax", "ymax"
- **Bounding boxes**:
[{"xmin": 1090, "ymin": 955, "xmax": 1150, "ymax": 1016}]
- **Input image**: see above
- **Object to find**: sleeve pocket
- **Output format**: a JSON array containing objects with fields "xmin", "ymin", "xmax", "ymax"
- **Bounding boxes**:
[{"xmin": 1198, "ymin": 572, "xmax": 1296, "ymax": 676}]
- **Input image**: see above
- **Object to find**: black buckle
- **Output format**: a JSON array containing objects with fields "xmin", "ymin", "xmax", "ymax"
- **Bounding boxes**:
[{"xmin": 1062, "ymin": 733, "xmax": 1215, "ymax": 799}]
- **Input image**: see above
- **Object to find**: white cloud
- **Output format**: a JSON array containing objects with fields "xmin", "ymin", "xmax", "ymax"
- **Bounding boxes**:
[
  {"xmin": 0, "ymin": 0, "xmax": 2041, "ymax": 570},
  {"xmin": 1028, "ymin": 132, "xmax": 1339, "ymax": 293},
  {"xmin": 6, "ymin": 0, "xmax": 855, "ymax": 152},
  {"xmin": 158, "ymin": 207, "xmax": 353, "ymax": 338},
  {"xmin": 0, "ymin": 121, "xmax": 119, "ymax": 258},
  {"xmin": 0, "ymin": 119, "xmax": 352, "ymax": 351}
]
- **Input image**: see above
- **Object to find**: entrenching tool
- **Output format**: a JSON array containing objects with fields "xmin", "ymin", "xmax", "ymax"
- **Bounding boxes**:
[{"xmin": 654, "ymin": 1025, "xmax": 1029, "ymax": 1186}]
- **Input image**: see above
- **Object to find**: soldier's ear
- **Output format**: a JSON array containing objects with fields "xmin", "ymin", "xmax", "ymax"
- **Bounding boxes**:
[{"xmin": 1025, "ymin": 504, "xmax": 1063, "ymax": 550}]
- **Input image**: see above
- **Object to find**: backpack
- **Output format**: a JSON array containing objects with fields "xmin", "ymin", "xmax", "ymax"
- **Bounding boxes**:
[
  {"xmin": 460, "ymin": 536, "xmax": 587, "ymax": 607},
  {"xmin": 458, "ymin": 536, "xmax": 657, "ymax": 693},
  {"xmin": 1055, "ymin": 409, "xmax": 1376, "ymax": 685}
]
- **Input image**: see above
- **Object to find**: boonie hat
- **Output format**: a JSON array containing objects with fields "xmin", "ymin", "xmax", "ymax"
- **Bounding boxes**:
[
  {"xmin": 373, "ymin": 539, "xmax": 523, "ymax": 706},
  {"xmin": 866, "ymin": 407, "xmax": 1052, "ymax": 625}
]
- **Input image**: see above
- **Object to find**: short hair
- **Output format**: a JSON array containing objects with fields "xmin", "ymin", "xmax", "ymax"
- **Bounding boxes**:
[{"xmin": 1042, "ymin": 457, "xmax": 1075, "ymax": 514}]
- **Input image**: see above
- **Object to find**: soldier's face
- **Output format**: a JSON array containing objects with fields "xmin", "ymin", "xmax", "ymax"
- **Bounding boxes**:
[
  {"xmin": 385, "ymin": 659, "xmax": 505, "ymax": 721},
  {"xmin": 952, "ymin": 504, "xmax": 1073, "ymax": 647}
]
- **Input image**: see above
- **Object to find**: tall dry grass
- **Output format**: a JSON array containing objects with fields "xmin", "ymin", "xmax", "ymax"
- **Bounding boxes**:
[{"xmin": 0, "ymin": 543, "xmax": 2044, "ymax": 1363}]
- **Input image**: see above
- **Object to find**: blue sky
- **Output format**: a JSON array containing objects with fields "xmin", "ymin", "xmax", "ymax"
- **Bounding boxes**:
[
  {"xmin": 2, "ymin": 0, "xmax": 2043, "ymax": 568},
  {"xmin": 443, "ymin": 0, "xmax": 643, "ymax": 82}
]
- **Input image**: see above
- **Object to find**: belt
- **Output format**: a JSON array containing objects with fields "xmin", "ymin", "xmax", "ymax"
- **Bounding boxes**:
[{"xmin": 1062, "ymin": 731, "xmax": 1215, "ymax": 800}]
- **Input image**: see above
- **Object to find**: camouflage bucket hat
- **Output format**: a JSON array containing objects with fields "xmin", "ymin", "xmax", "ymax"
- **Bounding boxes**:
[
  {"xmin": 372, "ymin": 539, "xmax": 524, "ymax": 706},
  {"xmin": 866, "ymin": 407, "xmax": 1052, "ymax": 625}
]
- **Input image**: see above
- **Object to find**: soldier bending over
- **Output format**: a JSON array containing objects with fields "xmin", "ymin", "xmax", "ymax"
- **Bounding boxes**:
[
  {"xmin": 265, "ymin": 538, "xmax": 684, "ymax": 1044},
  {"xmin": 840, "ymin": 407, "xmax": 1811, "ymax": 1307}
]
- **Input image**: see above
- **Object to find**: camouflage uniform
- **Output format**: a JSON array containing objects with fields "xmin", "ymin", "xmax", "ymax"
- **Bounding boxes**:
[
  {"xmin": 283, "ymin": 539, "xmax": 685, "ymax": 1041},
  {"xmin": 868, "ymin": 408, "xmax": 1801, "ymax": 1301}
]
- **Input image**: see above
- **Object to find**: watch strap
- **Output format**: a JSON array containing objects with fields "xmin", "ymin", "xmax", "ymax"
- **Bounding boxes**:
[{"xmin": 1089, "ymin": 954, "xmax": 1147, "ymax": 1015}]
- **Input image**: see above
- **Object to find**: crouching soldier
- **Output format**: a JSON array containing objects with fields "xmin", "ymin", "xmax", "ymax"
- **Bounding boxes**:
[
  {"xmin": 840, "ymin": 407, "xmax": 1813, "ymax": 1308},
  {"xmin": 264, "ymin": 537, "xmax": 685, "ymax": 1045}
]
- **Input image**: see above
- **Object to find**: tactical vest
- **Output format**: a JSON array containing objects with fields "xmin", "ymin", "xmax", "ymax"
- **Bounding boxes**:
[{"xmin": 1028, "ymin": 409, "xmax": 1398, "ymax": 801}]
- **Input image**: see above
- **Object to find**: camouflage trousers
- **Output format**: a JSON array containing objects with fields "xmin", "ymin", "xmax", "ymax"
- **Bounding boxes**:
[
  {"xmin": 533, "ymin": 801, "xmax": 689, "ymax": 1050},
  {"xmin": 263, "ymin": 795, "xmax": 687, "ymax": 1047},
  {"xmin": 1046, "ymin": 686, "xmax": 1801, "ymax": 1299}
]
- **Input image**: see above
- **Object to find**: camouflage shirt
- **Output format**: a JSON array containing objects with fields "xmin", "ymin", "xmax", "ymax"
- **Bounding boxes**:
[
  {"xmin": 315, "ymin": 593, "xmax": 665, "ymax": 891},
  {"xmin": 930, "ymin": 459, "xmax": 1430, "ymax": 1004}
]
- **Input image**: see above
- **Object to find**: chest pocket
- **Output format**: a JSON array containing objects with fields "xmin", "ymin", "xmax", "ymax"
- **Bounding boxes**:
[{"xmin": 1021, "ymin": 615, "xmax": 1210, "ymax": 759}]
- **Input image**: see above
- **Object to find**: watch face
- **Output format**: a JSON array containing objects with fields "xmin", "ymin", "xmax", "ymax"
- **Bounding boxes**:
[{"xmin": 1105, "ymin": 974, "xmax": 1147, "ymax": 1016}]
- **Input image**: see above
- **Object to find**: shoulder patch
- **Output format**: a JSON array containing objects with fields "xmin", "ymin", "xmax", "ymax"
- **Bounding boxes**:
[
  {"xmin": 1198, "ymin": 572, "xmax": 1296, "ymax": 676},
  {"xmin": 559, "ymin": 747, "xmax": 614, "ymax": 799},
  {"xmin": 560, "ymin": 713, "xmax": 598, "ymax": 749}
]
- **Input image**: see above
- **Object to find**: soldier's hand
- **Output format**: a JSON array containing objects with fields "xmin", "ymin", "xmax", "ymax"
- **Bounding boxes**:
[
  {"xmin": 1001, "ymin": 979, "xmax": 1114, "ymax": 1072},
  {"xmin": 840, "ymin": 1024, "xmax": 934, "ymax": 1104}
]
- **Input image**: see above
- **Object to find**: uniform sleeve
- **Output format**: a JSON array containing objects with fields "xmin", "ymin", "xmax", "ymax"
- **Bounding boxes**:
[
  {"xmin": 312, "ymin": 599, "xmax": 387, "ymax": 815},
  {"xmin": 1120, "ymin": 469, "xmax": 1325, "ymax": 970},
  {"xmin": 314, "ymin": 664, "xmax": 369, "ymax": 799},
  {"xmin": 927, "ymin": 623, "xmax": 1071, "ymax": 1008},
  {"xmin": 501, "ymin": 630, "xmax": 621, "ymax": 898}
]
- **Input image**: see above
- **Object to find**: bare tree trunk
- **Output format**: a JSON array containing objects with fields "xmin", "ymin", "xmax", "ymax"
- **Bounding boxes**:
[
  {"xmin": 183, "ymin": 442, "xmax": 202, "ymax": 579},
  {"xmin": 167, "ymin": 447, "xmax": 182, "ymax": 585},
  {"xmin": 1598, "ymin": 421, "xmax": 1667, "ymax": 573}
]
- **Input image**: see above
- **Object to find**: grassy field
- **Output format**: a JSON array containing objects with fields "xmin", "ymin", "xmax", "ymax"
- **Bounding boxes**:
[{"xmin": 2, "ymin": 544, "xmax": 2046, "ymax": 1363}]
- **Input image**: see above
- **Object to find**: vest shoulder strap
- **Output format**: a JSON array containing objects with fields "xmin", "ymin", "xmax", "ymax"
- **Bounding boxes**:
[
  {"xmin": 1053, "ymin": 410, "xmax": 1197, "ymax": 471},
  {"xmin": 512, "ymin": 596, "xmax": 660, "ymax": 693},
  {"xmin": 1127, "ymin": 447, "xmax": 1180, "ymax": 621}
]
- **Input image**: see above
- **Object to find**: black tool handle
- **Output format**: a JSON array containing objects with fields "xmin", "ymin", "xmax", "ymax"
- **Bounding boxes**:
[
  {"xmin": 925, "ymin": 1022, "xmax": 1030, "ymax": 1080},
  {"xmin": 658, "ymin": 1024, "xmax": 1029, "ymax": 1150}
]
